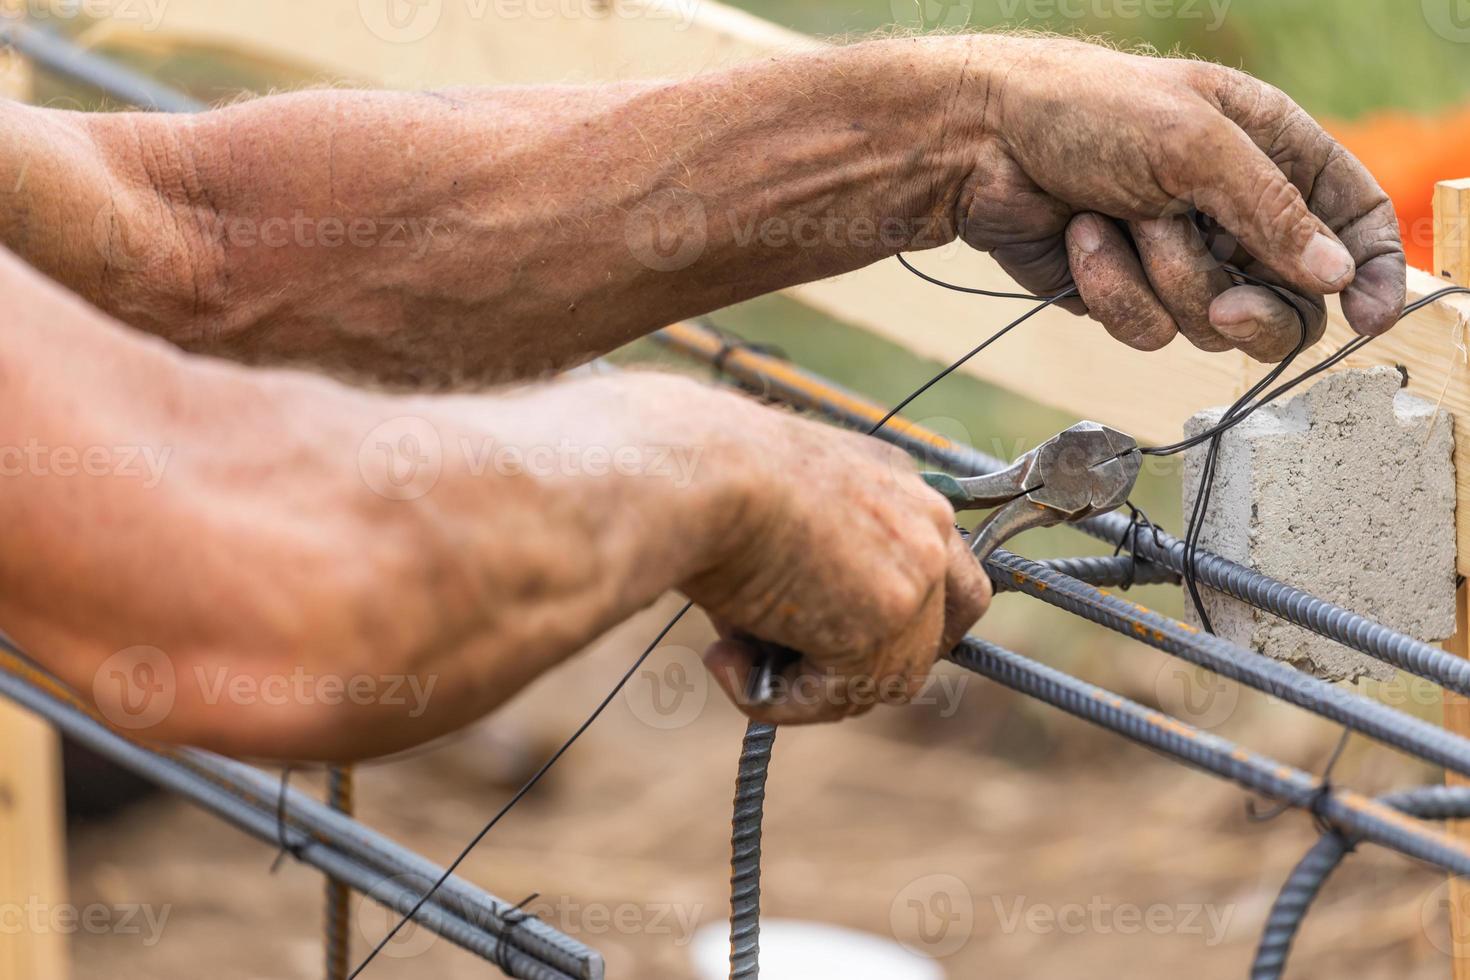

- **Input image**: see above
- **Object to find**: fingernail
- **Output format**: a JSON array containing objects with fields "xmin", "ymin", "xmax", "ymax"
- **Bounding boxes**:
[
  {"xmin": 1302, "ymin": 232, "xmax": 1354, "ymax": 288},
  {"xmin": 1209, "ymin": 296, "xmax": 1261, "ymax": 341},
  {"xmin": 1072, "ymin": 215, "xmax": 1103, "ymax": 254},
  {"xmin": 1135, "ymin": 217, "xmax": 1171, "ymax": 241}
]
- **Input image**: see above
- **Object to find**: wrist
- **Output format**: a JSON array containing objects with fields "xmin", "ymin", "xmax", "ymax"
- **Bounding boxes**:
[{"xmin": 866, "ymin": 34, "xmax": 1023, "ymax": 252}]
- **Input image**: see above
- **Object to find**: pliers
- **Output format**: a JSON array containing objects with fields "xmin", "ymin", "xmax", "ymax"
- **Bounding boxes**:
[
  {"xmin": 925, "ymin": 420, "xmax": 1142, "ymax": 561},
  {"xmin": 744, "ymin": 421, "xmax": 1143, "ymax": 706}
]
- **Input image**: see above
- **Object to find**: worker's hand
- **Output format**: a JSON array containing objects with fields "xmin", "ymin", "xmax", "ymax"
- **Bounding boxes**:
[
  {"xmin": 960, "ymin": 37, "xmax": 1404, "ymax": 361},
  {"xmin": 681, "ymin": 405, "xmax": 990, "ymax": 725}
]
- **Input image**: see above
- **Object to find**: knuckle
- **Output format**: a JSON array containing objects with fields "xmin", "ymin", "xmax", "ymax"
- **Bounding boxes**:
[
  {"xmin": 1162, "ymin": 110, "xmax": 1230, "ymax": 159},
  {"xmin": 912, "ymin": 530, "xmax": 949, "ymax": 581},
  {"xmin": 876, "ymin": 574, "xmax": 929, "ymax": 626},
  {"xmin": 1256, "ymin": 175, "xmax": 1310, "ymax": 241},
  {"xmin": 874, "ymin": 439, "xmax": 915, "ymax": 473},
  {"xmin": 1183, "ymin": 59, "xmax": 1238, "ymax": 97},
  {"xmin": 921, "ymin": 489, "xmax": 957, "ymax": 529}
]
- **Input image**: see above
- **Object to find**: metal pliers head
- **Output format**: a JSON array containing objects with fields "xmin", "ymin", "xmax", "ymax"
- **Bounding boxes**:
[{"xmin": 924, "ymin": 421, "xmax": 1142, "ymax": 562}]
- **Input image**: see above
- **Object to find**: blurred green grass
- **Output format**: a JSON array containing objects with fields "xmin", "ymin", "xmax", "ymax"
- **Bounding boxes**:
[{"xmin": 731, "ymin": 0, "xmax": 1470, "ymax": 119}]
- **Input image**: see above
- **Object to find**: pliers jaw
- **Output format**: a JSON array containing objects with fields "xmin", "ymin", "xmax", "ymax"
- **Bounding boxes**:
[{"xmin": 927, "ymin": 421, "xmax": 1142, "ymax": 562}]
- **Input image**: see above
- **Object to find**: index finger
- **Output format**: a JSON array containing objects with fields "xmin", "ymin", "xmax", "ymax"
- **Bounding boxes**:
[{"xmin": 1195, "ymin": 65, "xmax": 1406, "ymax": 335}]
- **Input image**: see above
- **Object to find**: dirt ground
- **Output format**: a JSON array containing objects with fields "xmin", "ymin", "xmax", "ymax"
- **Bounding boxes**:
[{"xmin": 62, "ymin": 595, "xmax": 1463, "ymax": 980}]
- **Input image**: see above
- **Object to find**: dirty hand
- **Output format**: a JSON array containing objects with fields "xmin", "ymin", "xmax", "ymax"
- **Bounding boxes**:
[
  {"xmin": 958, "ymin": 36, "xmax": 1405, "ymax": 361},
  {"xmin": 681, "ymin": 405, "xmax": 990, "ymax": 725}
]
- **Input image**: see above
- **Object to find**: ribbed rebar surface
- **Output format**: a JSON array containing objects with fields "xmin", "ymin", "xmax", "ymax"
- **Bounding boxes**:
[
  {"xmin": 729, "ymin": 721, "xmax": 776, "ymax": 980},
  {"xmin": 326, "ymin": 766, "xmax": 355, "ymax": 980},
  {"xmin": 1251, "ymin": 786, "xmax": 1470, "ymax": 980},
  {"xmin": 947, "ymin": 638, "xmax": 1470, "ymax": 875},
  {"xmin": 659, "ymin": 321, "xmax": 1470, "ymax": 697},
  {"xmin": 988, "ymin": 549, "xmax": 1470, "ymax": 779}
]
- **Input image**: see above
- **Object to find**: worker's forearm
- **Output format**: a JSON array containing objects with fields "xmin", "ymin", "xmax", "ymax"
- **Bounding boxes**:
[
  {"xmin": 0, "ymin": 35, "xmax": 996, "ymax": 384},
  {"xmin": 0, "ymin": 245, "xmax": 752, "ymax": 757}
]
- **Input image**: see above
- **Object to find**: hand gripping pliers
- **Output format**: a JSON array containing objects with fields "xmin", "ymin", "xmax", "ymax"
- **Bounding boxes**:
[{"xmin": 743, "ymin": 421, "xmax": 1143, "ymax": 706}]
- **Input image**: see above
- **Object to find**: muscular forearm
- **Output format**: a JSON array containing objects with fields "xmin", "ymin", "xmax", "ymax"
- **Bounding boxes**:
[
  {"xmin": 0, "ymin": 35, "xmax": 994, "ymax": 385},
  {"xmin": 0, "ymin": 244, "xmax": 753, "ymax": 758}
]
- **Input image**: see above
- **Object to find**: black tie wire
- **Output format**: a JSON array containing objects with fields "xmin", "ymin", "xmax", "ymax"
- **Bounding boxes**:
[{"xmin": 12, "ymin": 25, "xmax": 1470, "ymax": 980}]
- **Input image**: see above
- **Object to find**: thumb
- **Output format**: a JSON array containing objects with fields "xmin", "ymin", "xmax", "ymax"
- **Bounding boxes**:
[{"xmin": 1180, "ymin": 119, "xmax": 1355, "ymax": 298}]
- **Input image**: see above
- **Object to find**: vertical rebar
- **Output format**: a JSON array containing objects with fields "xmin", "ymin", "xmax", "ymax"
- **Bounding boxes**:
[{"xmin": 326, "ymin": 765, "xmax": 355, "ymax": 980}]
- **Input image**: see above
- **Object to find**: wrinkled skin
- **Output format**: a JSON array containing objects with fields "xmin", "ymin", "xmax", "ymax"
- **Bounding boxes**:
[
  {"xmin": 0, "ymin": 35, "xmax": 1408, "ymax": 754},
  {"xmin": 959, "ymin": 38, "xmax": 1404, "ymax": 361},
  {"xmin": 685, "ymin": 411, "xmax": 990, "ymax": 726}
]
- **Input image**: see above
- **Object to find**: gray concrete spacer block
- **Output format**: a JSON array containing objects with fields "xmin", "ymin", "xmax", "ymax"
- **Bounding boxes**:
[{"xmin": 1181, "ymin": 366, "xmax": 1457, "ymax": 682}]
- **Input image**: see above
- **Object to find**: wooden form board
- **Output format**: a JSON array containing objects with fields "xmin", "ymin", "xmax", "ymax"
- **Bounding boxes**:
[
  {"xmin": 0, "ymin": 8, "xmax": 67, "ymax": 980},
  {"xmin": 0, "ymin": 708, "xmax": 66, "ymax": 980},
  {"xmin": 1437, "ymin": 177, "xmax": 1470, "ymax": 976}
]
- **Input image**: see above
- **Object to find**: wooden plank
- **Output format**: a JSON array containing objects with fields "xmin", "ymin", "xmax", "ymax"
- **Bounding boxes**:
[
  {"xmin": 1439, "ymin": 179, "xmax": 1470, "ymax": 286},
  {"xmin": 103, "ymin": 1, "xmax": 1470, "ymax": 570},
  {"xmin": 0, "ymin": 12, "xmax": 69, "ymax": 979},
  {"xmin": 0, "ymin": 707, "xmax": 68, "ymax": 980},
  {"xmin": 0, "ymin": 0, "xmax": 32, "ymax": 102},
  {"xmin": 1438, "ymin": 176, "xmax": 1470, "ymax": 979},
  {"xmin": 1447, "ymin": 580, "xmax": 1470, "ymax": 973},
  {"xmin": 76, "ymin": 0, "xmax": 816, "ymax": 89}
]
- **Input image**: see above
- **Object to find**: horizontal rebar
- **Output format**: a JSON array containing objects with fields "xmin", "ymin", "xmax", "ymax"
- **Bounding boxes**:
[
  {"xmin": 654, "ymin": 320, "xmax": 1470, "ymax": 698},
  {"xmin": 987, "ymin": 549, "xmax": 1470, "ymax": 779},
  {"xmin": 0, "ymin": 21, "xmax": 206, "ymax": 113},
  {"xmin": 1250, "ymin": 785, "xmax": 1470, "ymax": 980},
  {"xmin": 947, "ymin": 637, "xmax": 1470, "ymax": 876},
  {"xmin": 0, "ymin": 644, "xmax": 600, "ymax": 980}
]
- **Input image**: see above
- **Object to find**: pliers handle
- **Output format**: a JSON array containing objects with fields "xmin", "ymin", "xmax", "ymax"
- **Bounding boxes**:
[{"xmin": 743, "ymin": 421, "xmax": 1143, "ymax": 708}]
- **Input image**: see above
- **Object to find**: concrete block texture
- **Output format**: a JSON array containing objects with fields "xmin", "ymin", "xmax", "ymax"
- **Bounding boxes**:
[{"xmin": 1182, "ymin": 366, "xmax": 1457, "ymax": 682}]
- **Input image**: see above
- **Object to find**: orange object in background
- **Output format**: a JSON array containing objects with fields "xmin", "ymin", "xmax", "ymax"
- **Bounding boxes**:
[{"xmin": 1330, "ymin": 105, "xmax": 1470, "ymax": 273}]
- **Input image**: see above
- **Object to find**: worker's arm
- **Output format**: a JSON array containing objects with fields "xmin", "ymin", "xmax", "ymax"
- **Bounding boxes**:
[
  {"xmin": 0, "ymin": 245, "xmax": 985, "ymax": 759},
  {"xmin": 0, "ymin": 35, "xmax": 1401, "ymax": 382}
]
